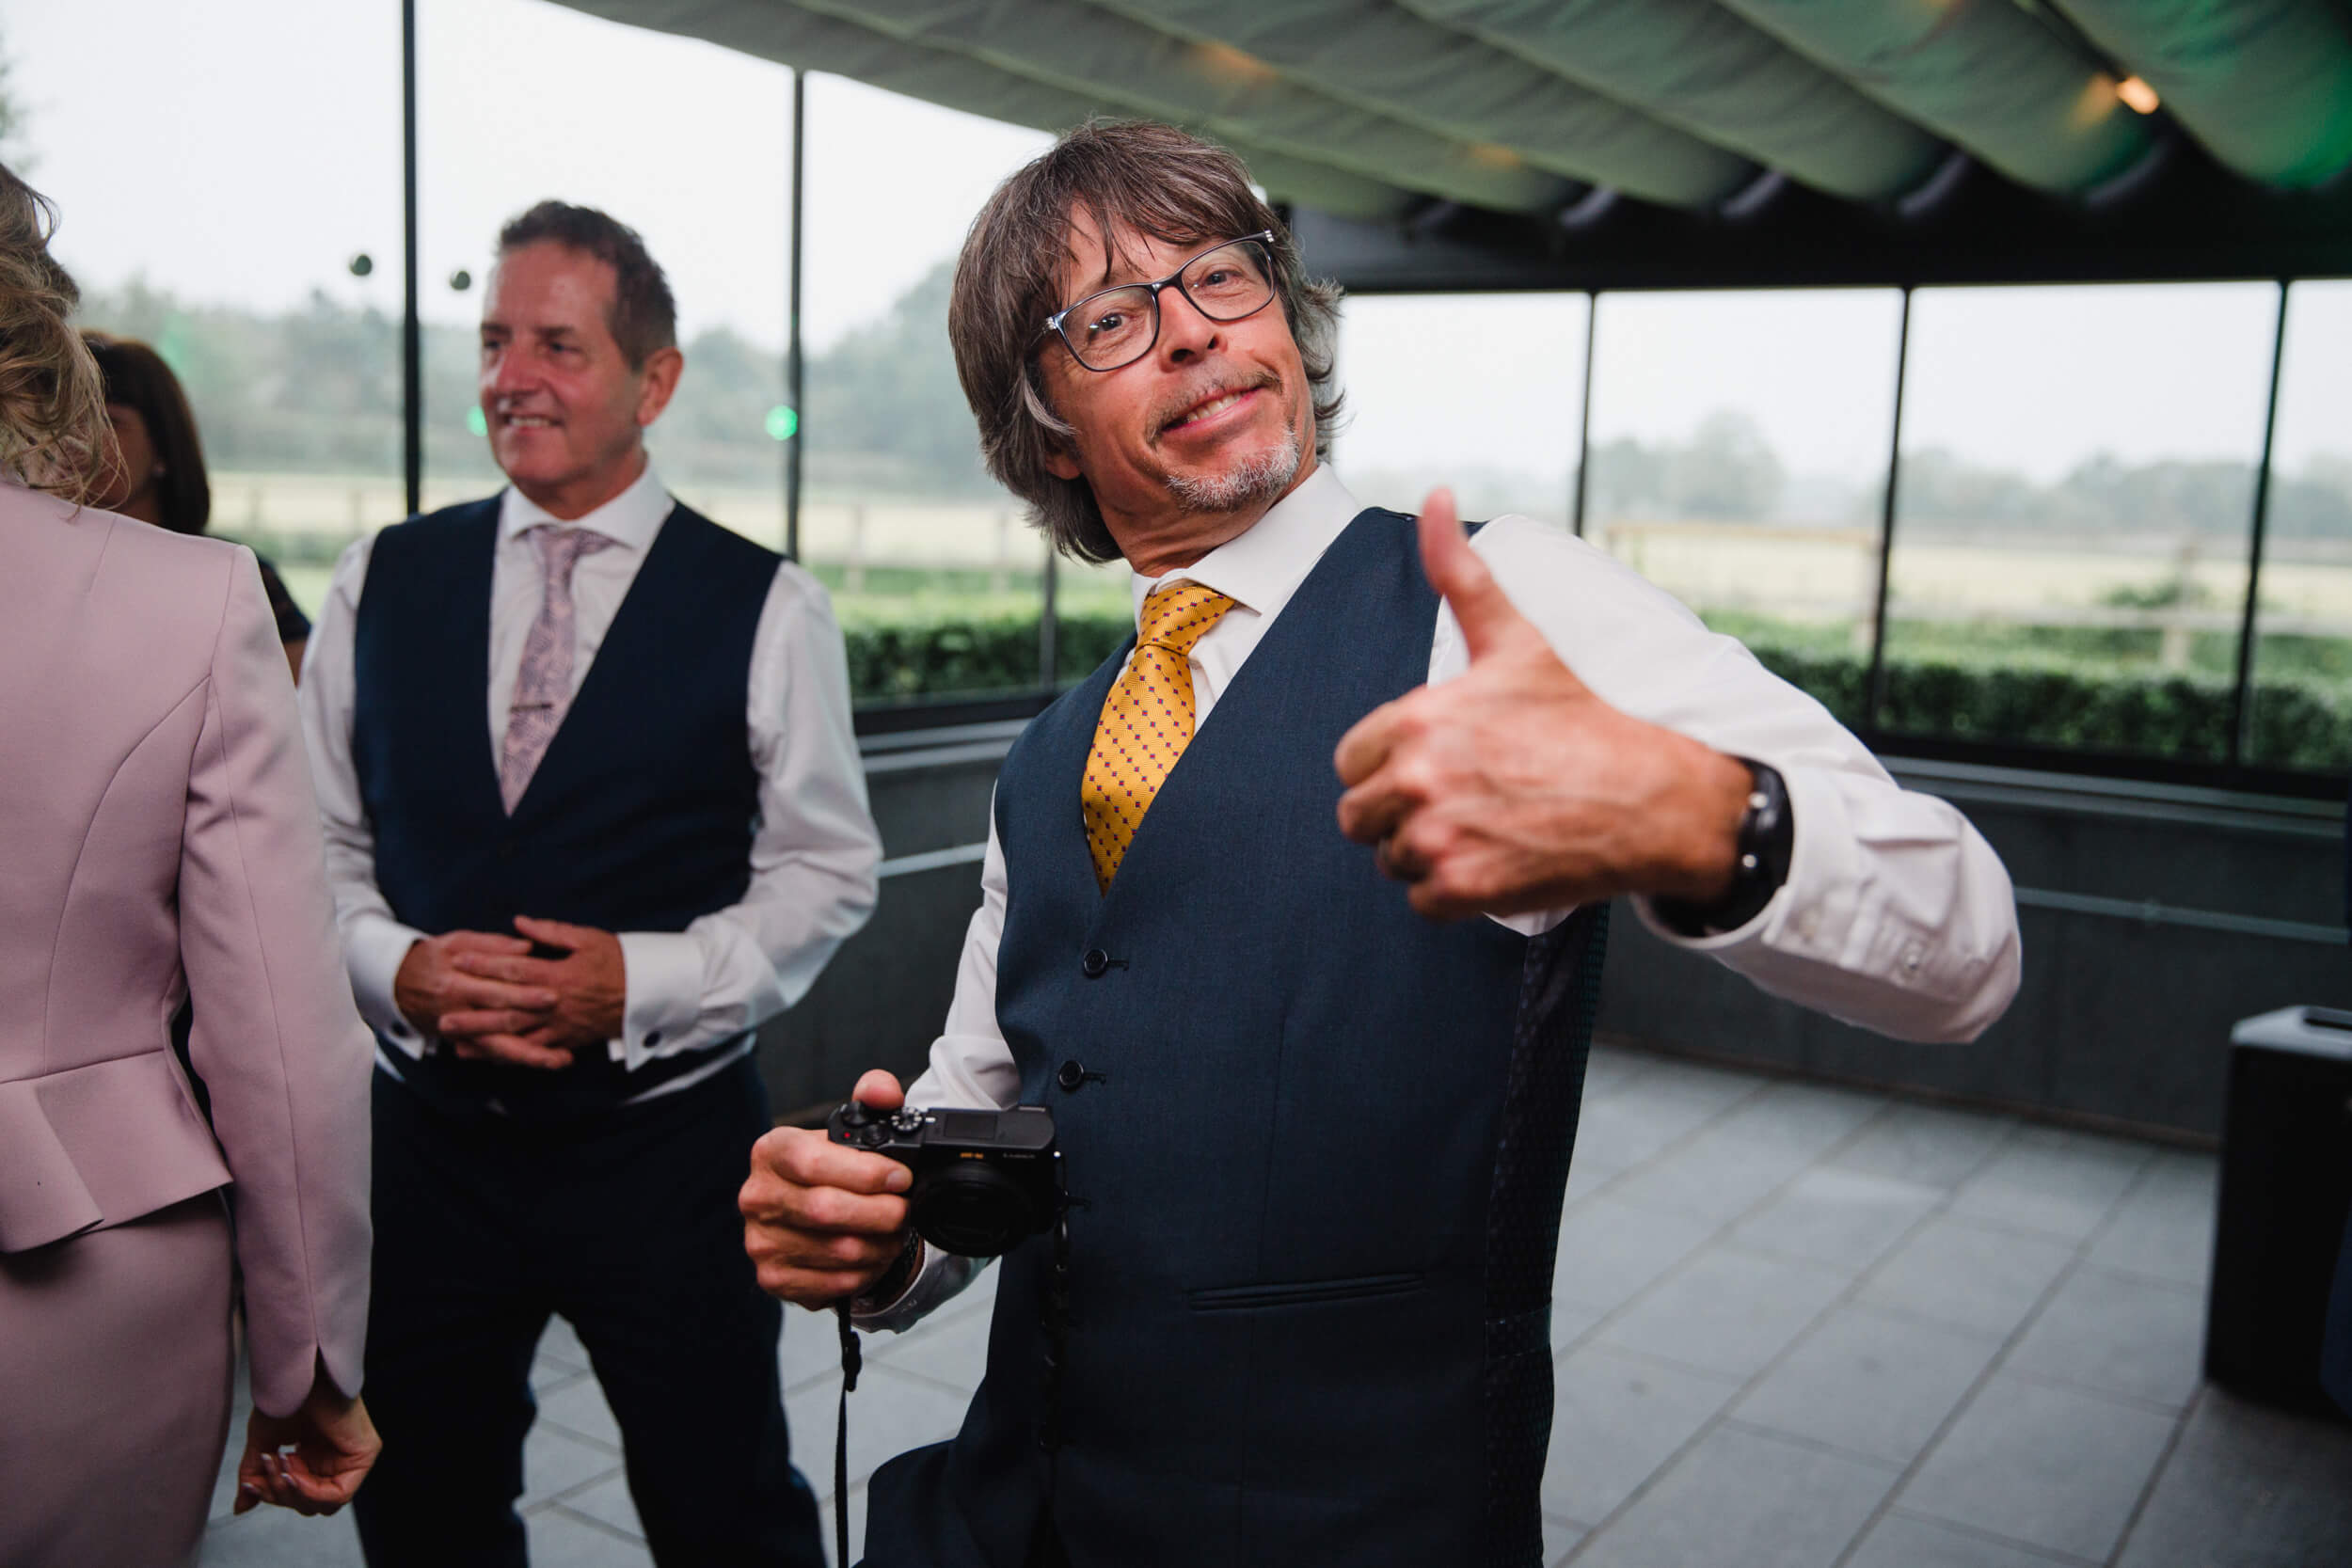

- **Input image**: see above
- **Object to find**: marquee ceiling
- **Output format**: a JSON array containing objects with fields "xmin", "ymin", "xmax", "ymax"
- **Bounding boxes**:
[{"xmin": 557, "ymin": 0, "xmax": 2352, "ymax": 281}]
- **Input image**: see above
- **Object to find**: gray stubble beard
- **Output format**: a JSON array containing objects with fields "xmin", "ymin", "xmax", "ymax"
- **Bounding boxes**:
[{"xmin": 1162, "ymin": 426, "xmax": 1302, "ymax": 515}]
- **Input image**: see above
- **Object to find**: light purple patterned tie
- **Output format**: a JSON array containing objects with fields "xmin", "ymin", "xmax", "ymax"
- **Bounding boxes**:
[{"xmin": 499, "ymin": 526, "xmax": 615, "ymax": 813}]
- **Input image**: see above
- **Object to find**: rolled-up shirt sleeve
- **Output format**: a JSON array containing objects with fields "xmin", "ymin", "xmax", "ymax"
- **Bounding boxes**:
[{"xmin": 1458, "ymin": 517, "xmax": 2021, "ymax": 1045}]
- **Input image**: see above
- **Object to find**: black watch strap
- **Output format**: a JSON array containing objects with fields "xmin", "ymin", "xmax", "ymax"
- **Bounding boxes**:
[
  {"xmin": 1651, "ymin": 760, "xmax": 1793, "ymax": 938},
  {"xmin": 855, "ymin": 1231, "xmax": 924, "ymax": 1311}
]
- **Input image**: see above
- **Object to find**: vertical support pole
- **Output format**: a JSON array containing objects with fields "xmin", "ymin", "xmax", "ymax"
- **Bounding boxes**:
[
  {"xmin": 1864, "ymin": 286, "xmax": 1912, "ymax": 733},
  {"xmin": 2231, "ymin": 279, "xmax": 2291, "ymax": 769},
  {"xmin": 1571, "ymin": 293, "xmax": 1597, "ymax": 538},
  {"xmin": 785, "ymin": 69, "xmax": 806, "ymax": 562},
  {"xmin": 401, "ymin": 0, "xmax": 421, "ymax": 518},
  {"xmin": 1039, "ymin": 540, "xmax": 1058, "ymax": 690}
]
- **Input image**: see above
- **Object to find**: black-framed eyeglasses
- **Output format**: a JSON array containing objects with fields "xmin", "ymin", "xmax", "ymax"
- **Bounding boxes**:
[{"xmin": 1042, "ymin": 231, "xmax": 1280, "ymax": 372}]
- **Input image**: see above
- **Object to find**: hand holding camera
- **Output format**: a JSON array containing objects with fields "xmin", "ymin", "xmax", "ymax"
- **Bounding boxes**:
[
  {"xmin": 739, "ymin": 1069, "xmax": 922, "ymax": 1308},
  {"xmin": 740, "ymin": 1069, "xmax": 1062, "ymax": 1308},
  {"xmin": 827, "ymin": 1096, "xmax": 1057, "ymax": 1259}
]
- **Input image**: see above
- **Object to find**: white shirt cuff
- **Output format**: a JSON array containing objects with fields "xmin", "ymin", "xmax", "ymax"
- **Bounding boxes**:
[
  {"xmin": 346, "ymin": 914, "xmax": 430, "ymax": 1056},
  {"xmin": 617, "ymin": 930, "xmax": 707, "ymax": 1069},
  {"xmin": 851, "ymin": 1243, "xmax": 986, "ymax": 1333}
]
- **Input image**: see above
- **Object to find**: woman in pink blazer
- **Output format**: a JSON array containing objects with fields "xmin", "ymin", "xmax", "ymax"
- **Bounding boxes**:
[{"xmin": 0, "ymin": 168, "xmax": 379, "ymax": 1563}]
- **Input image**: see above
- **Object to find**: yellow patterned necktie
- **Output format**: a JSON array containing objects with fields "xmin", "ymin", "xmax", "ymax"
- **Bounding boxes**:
[{"xmin": 1082, "ymin": 580, "xmax": 1235, "ymax": 891}]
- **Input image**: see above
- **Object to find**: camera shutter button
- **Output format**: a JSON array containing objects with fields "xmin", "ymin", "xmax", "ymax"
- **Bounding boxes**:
[{"xmin": 1080, "ymin": 948, "xmax": 1111, "ymax": 978}]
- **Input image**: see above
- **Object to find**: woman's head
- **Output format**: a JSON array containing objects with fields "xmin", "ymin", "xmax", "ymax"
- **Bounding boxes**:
[
  {"xmin": 86, "ymin": 334, "xmax": 210, "ymax": 533},
  {"xmin": 0, "ymin": 164, "xmax": 108, "ymax": 500}
]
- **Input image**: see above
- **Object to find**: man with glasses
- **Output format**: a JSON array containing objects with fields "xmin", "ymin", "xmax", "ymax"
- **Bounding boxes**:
[{"xmin": 739, "ymin": 119, "xmax": 2019, "ymax": 1568}]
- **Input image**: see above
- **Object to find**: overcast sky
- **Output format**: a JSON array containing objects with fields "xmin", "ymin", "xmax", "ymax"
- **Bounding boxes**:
[{"xmin": 10, "ymin": 0, "xmax": 2346, "ymax": 483}]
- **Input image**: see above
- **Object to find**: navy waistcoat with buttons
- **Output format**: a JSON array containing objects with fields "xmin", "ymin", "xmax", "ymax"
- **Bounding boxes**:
[
  {"xmin": 351, "ymin": 496, "xmax": 776, "ymax": 1120},
  {"xmin": 863, "ymin": 509, "xmax": 1610, "ymax": 1568}
]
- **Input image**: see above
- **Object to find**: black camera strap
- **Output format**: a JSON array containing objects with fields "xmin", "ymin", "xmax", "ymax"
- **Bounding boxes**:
[
  {"xmin": 1040, "ymin": 1159, "xmax": 1074, "ymax": 1452},
  {"xmin": 834, "ymin": 1302, "xmax": 862, "ymax": 1568}
]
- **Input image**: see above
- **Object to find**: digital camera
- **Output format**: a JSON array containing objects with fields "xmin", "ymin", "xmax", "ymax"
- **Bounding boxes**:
[{"xmin": 827, "ymin": 1101, "xmax": 1058, "ymax": 1258}]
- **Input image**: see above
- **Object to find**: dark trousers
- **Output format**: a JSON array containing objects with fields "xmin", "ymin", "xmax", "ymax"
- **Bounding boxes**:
[{"xmin": 354, "ymin": 1057, "xmax": 824, "ymax": 1568}]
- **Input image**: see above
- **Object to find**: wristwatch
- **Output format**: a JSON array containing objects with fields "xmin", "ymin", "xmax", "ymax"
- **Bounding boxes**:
[{"xmin": 1651, "ymin": 759, "xmax": 1793, "ymax": 938}]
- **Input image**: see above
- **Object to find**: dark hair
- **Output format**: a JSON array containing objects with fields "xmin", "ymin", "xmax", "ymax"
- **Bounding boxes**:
[
  {"xmin": 497, "ymin": 200, "xmax": 677, "ymax": 370},
  {"xmin": 0, "ymin": 164, "xmax": 109, "ymax": 499},
  {"xmin": 86, "ymin": 334, "xmax": 211, "ymax": 534},
  {"xmin": 948, "ymin": 119, "xmax": 1344, "ymax": 564}
]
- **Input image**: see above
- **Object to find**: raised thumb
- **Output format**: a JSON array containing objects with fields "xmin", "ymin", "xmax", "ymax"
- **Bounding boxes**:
[{"xmin": 1417, "ymin": 487, "xmax": 1530, "ymax": 661}]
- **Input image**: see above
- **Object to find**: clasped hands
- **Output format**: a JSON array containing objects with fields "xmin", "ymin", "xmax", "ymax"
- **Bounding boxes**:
[
  {"xmin": 391, "ymin": 914, "xmax": 625, "ymax": 1069},
  {"xmin": 1333, "ymin": 489, "xmax": 1755, "ymax": 921}
]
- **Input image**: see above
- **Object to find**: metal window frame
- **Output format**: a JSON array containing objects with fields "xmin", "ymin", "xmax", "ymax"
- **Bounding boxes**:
[{"xmin": 391, "ymin": 26, "xmax": 2346, "ymax": 792}]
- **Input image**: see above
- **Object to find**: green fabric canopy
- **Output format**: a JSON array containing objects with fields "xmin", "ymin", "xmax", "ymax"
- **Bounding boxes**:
[{"xmin": 564, "ymin": 0, "xmax": 2352, "ymax": 218}]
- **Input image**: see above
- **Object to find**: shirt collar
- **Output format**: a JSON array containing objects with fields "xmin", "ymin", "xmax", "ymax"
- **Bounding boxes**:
[
  {"xmin": 497, "ymin": 459, "xmax": 673, "ymax": 551},
  {"xmin": 1129, "ymin": 464, "xmax": 1364, "ymax": 627}
]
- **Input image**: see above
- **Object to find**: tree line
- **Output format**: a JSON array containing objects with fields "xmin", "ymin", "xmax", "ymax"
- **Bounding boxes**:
[
  {"xmin": 76, "ymin": 267, "xmax": 2352, "ymax": 543},
  {"xmin": 78, "ymin": 257, "xmax": 994, "ymax": 501}
]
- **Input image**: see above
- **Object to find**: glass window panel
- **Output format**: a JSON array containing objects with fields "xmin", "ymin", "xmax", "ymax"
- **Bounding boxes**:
[
  {"xmin": 17, "ymin": 0, "xmax": 404, "ymax": 624},
  {"xmin": 1586, "ymin": 290, "xmax": 1902, "ymax": 728},
  {"xmin": 2249, "ymin": 280, "xmax": 2352, "ymax": 773},
  {"xmin": 1887, "ymin": 283, "xmax": 2278, "ymax": 761},
  {"xmin": 418, "ymin": 0, "xmax": 791, "ymax": 545},
  {"xmin": 801, "ymin": 73, "xmax": 1053, "ymax": 705},
  {"xmin": 1336, "ymin": 293, "xmax": 1586, "ymax": 530}
]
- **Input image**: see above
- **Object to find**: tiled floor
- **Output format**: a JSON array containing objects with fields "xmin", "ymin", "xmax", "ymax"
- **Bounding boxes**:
[{"xmin": 199, "ymin": 1042, "xmax": 2352, "ymax": 1567}]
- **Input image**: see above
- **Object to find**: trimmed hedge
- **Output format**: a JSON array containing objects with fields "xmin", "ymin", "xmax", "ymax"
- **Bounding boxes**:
[
  {"xmin": 839, "ymin": 610, "xmax": 1130, "ymax": 701},
  {"xmin": 1747, "ymin": 642, "xmax": 2351, "ymax": 771},
  {"xmin": 842, "ymin": 611, "xmax": 2352, "ymax": 773}
]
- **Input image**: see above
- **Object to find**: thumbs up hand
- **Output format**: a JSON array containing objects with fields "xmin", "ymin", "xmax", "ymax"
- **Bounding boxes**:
[{"xmin": 1333, "ymin": 489, "xmax": 1756, "ymax": 921}]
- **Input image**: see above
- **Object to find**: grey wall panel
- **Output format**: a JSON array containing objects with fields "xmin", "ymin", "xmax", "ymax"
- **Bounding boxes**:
[
  {"xmin": 756, "ymin": 741, "xmax": 1003, "ymax": 1118},
  {"xmin": 1599, "ymin": 902, "xmax": 2352, "ymax": 1139},
  {"xmin": 757, "ymin": 857, "xmax": 986, "ymax": 1117},
  {"xmin": 1597, "ymin": 768, "xmax": 2350, "ymax": 1139}
]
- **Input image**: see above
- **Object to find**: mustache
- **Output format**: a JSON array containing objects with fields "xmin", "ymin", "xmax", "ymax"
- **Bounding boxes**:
[{"xmin": 1149, "ymin": 372, "xmax": 1279, "ymax": 440}]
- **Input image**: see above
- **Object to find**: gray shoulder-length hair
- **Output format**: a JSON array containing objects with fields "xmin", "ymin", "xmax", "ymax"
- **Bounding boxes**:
[{"xmin": 946, "ymin": 119, "xmax": 1343, "ymax": 564}]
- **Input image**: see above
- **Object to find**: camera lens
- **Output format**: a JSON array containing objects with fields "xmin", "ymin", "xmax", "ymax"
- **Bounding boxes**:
[{"xmin": 909, "ymin": 1163, "xmax": 1050, "ymax": 1258}]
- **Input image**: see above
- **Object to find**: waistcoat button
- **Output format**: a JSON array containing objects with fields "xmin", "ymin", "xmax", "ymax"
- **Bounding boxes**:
[
  {"xmin": 1057, "ymin": 1060, "xmax": 1086, "ymax": 1092},
  {"xmin": 1081, "ymin": 948, "xmax": 1110, "ymax": 978}
]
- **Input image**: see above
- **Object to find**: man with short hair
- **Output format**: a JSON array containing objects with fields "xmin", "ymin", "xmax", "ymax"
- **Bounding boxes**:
[
  {"xmin": 302, "ymin": 201, "xmax": 872, "ymax": 1566},
  {"xmin": 739, "ymin": 121, "xmax": 2019, "ymax": 1567}
]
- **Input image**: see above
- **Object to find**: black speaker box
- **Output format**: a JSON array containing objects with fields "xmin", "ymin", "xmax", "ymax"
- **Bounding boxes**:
[{"xmin": 2205, "ymin": 1006, "xmax": 2352, "ymax": 1418}]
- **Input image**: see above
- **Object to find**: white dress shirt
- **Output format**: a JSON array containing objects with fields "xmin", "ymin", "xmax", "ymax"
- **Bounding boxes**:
[
  {"xmin": 298, "ymin": 463, "xmax": 881, "ymax": 1097},
  {"xmin": 861, "ymin": 464, "xmax": 2020, "ymax": 1326}
]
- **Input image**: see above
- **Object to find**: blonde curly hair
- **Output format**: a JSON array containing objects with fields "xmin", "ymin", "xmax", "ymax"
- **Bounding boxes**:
[{"xmin": 0, "ymin": 164, "xmax": 109, "ymax": 500}]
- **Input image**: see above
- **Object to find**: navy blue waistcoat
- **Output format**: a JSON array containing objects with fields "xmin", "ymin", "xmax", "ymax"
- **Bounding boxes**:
[
  {"xmin": 352, "ymin": 496, "xmax": 776, "ymax": 1119},
  {"xmin": 865, "ymin": 510, "xmax": 1609, "ymax": 1568}
]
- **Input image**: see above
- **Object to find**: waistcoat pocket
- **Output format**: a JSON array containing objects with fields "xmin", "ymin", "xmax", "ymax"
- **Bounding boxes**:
[{"xmin": 1186, "ymin": 1270, "xmax": 1425, "ymax": 1312}]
